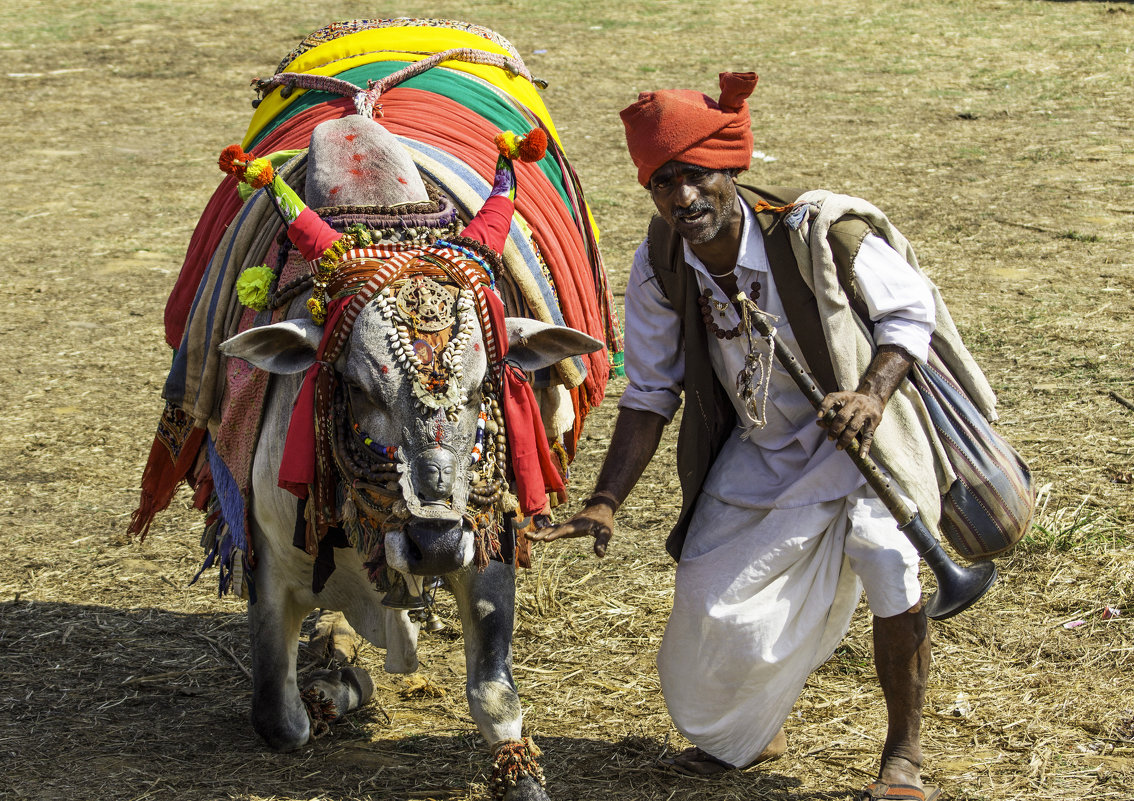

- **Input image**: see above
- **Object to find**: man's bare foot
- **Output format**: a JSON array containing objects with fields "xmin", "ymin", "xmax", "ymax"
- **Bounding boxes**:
[
  {"xmin": 860, "ymin": 754, "xmax": 940, "ymax": 801},
  {"xmin": 661, "ymin": 727, "xmax": 786, "ymax": 776},
  {"xmin": 758, "ymin": 726, "xmax": 787, "ymax": 763},
  {"xmin": 878, "ymin": 753, "xmax": 921, "ymax": 788}
]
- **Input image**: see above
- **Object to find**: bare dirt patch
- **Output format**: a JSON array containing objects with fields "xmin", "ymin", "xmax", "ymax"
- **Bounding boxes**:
[{"xmin": 1, "ymin": 2, "xmax": 1131, "ymax": 800}]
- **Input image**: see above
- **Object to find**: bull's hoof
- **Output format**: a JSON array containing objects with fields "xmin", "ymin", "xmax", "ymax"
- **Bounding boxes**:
[
  {"xmin": 302, "ymin": 666, "xmax": 375, "ymax": 722},
  {"xmin": 502, "ymin": 774, "xmax": 550, "ymax": 801},
  {"xmin": 252, "ymin": 703, "xmax": 311, "ymax": 753}
]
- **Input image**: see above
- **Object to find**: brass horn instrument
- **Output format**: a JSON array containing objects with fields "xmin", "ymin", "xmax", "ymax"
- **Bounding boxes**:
[{"xmin": 742, "ymin": 303, "xmax": 997, "ymax": 620}]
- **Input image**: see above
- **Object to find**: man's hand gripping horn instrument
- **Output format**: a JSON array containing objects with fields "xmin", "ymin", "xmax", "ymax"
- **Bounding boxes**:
[{"xmin": 737, "ymin": 292, "xmax": 997, "ymax": 620}]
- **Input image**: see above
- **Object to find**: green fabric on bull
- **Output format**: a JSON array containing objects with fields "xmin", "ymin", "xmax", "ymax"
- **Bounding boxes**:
[{"xmin": 245, "ymin": 61, "xmax": 573, "ymax": 214}]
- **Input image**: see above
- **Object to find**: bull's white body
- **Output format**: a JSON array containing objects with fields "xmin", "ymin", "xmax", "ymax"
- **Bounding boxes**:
[{"xmin": 224, "ymin": 300, "xmax": 600, "ymax": 801}]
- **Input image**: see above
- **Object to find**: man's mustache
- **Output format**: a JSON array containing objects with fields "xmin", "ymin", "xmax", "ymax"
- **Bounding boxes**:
[{"xmin": 673, "ymin": 201, "xmax": 713, "ymax": 220}]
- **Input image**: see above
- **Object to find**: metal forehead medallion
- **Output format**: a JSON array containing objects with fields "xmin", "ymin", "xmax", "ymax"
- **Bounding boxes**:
[{"xmin": 395, "ymin": 276, "xmax": 456, "ymax": 332}]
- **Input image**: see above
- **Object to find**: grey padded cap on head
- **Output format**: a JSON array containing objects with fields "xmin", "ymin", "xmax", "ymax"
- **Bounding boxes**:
[{"xmin": 305, "ymin": 115, "xmax": 430, "ymax": 208}]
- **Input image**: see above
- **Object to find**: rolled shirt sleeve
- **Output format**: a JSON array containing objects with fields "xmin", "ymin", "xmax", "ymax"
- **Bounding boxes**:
[
  {"xmin": 618, "ymin": 240, "xmax": 685, "ymax": 422},
  {"xmin": 853, "ymin": 234, "xmax": 936, "ymax": 363}
]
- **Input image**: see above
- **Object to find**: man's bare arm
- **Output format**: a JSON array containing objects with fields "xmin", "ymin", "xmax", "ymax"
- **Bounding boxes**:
[
  {"xmin": 527, "ymin": 407, "xmax": 668, "ymax": 557},
  {"xmin": 816, "ymin": 344, "xmax": 914, "ymax": 459}
]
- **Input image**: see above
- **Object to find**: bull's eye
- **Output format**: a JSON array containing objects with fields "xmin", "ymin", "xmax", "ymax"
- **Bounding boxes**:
[{"xmin": 342, "ymin": 378, "xmax": 396, "ymax": 440}]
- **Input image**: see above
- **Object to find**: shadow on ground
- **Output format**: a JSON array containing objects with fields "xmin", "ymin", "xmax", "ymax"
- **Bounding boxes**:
[{"xmin": 0, "ymin": 599, "xmax": 851, "ymax": 800}]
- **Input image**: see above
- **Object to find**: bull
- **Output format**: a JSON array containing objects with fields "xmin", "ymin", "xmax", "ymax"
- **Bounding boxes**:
[
  {"xmin": 222, "ymin": 297, "xmax": 598, "ymax": 801},
  {"xmin": 131, "ymin": 20, "xmax": 615, "ymax": 799}
]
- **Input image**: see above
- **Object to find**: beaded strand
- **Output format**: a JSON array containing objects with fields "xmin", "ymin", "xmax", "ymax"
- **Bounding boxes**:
[{"xmin": 698, "ymin": 281, "xmax": 762, "ymax": 340}]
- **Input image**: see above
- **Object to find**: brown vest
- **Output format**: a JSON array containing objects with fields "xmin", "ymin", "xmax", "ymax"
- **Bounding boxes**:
[{"xmin": 646, "ymin": 184, "xmax": 873, "ymax": 560}]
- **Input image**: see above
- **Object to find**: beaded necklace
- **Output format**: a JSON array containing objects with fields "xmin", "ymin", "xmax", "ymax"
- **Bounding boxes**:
[
  {"xmin": 372, "ymin": 277, "xmax": 479, "ymax": 416},
  {"xmin": 697, "ymin": 281, "xmax": 762, "ymax": 340}
]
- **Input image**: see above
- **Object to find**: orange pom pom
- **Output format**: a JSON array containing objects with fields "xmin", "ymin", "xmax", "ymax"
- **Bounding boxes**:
[
  {"xmin": 516, "ymin": 128, "xmax": 548, "ymax": 162},
  {"xmin": 494, "ymin": 131, "xmax": 518, "ymax": 158},
  {"xmin": 218, "ymin": 144, "xmax": 248, "ymax": 176}
]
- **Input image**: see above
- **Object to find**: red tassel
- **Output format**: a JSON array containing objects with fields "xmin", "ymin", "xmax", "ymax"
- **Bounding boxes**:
[
  {"xmin": 218, "ymin": 144, "xmax": 248, "ymax": 177},
  {"xmin": 516, "ymin": 128, "xmax": 548, "ymax": 162}
]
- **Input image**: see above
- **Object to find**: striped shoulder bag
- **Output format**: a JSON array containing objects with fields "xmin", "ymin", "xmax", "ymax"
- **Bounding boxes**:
[{"xmin": 911, "ymin": 356, "xmax": 1035, "ymax": 560}]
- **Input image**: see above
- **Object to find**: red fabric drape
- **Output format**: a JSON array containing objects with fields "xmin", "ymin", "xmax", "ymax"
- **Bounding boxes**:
[
  {"xmin": 481, "ymin": 287, "xmax": 566, "ymax": 514},
  {"xmin": 277, "ymin": 298, "xmax": 349, "ymax": 499},
  {"xmin": 127, "ymin": 425, "xmax": 207, "ymax": 539}
]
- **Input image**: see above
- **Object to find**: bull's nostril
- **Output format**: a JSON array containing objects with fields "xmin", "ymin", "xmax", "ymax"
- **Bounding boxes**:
[
  {"xmin": 407, "ymin": 539, "xmax": 424, "ymax": 563},
  {"xmin": 401, "ymin": 518, "xmax": 468, "ymax": 574}
]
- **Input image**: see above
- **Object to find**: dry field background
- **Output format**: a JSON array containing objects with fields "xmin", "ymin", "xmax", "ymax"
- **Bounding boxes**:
[{"xmin": 1, "ymin": 1, "xmax": 1132, "ymax": 799}]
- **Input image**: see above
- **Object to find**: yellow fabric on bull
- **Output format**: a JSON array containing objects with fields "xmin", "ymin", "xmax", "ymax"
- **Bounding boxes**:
[{"xmin": 242, "ymin": 26, "xmax": 561, "ymax": 150}]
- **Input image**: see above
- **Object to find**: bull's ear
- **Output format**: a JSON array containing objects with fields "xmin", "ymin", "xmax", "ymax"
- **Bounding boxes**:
[
  {"xmin": 219, "ymin": 319, "xmax": 323, "ymax": 374},
  {"xmin": 504, "ymin": 318, "xmax": 603, "ymax": 372}
]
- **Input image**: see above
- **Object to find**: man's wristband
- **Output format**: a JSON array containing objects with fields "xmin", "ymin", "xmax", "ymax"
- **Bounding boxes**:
[{"xmin": 583, "ymin": 490, "xmax": 620, "ymax": 513}]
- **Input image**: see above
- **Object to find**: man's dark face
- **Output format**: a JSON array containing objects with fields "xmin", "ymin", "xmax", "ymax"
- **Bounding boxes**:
[{"xmin": 647, "ymin": 162, "xmax": 738, "ymax": 245}]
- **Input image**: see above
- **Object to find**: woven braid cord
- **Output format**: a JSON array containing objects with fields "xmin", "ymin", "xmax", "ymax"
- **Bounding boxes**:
[
  {"xmin": 490, "ymin": 738, "xmax": 545, "ymax": 801},
  {"xmin": 256, "ymin": 47, "xmax": 533, "ymax": 117}
]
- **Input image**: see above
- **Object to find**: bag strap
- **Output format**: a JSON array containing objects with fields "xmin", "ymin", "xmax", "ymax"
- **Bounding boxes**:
[
  {"xmin": 744, "ymin": 189, "xmax": 842, "ymax": 393},
  {"xmin": 646, "ymin": 186, "xmax": 860, "ymax": 395}
]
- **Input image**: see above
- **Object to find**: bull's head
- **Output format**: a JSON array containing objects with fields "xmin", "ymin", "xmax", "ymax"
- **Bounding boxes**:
[{"xmin": 221, "ymin": 280, "xmax": 601, "ymax": 578}]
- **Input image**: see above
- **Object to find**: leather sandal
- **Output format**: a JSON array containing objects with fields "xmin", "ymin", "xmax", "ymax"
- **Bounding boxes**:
[{"xmin": 860, "ymin": 781, "xmax": 942, "ymax": 801}]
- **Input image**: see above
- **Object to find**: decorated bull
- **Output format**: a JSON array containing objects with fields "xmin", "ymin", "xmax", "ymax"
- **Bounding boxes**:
[{"xmin": 130, "ymin": 20, "xmax": 621, "ymax": 801}]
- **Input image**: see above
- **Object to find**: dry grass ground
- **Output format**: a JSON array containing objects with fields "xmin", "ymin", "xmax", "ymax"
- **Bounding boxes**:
[{"xmin": 0, "ymin": 1, "xmax": 1131, "ymax": 800}]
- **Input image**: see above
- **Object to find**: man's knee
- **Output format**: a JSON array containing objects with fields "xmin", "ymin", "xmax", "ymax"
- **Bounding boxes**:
[{"xmin": 899, "ymin": 598, "xmax": 924, "ymax": 617}]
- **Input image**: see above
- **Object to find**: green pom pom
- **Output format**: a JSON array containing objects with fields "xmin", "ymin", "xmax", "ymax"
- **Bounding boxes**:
[
  {"xmin": 236, "ymin": 265, "xmax": 275, "ymax": 311},
  {"xmin": 344, "ymin": 222, "xmax": 373, "ymax": 247}
]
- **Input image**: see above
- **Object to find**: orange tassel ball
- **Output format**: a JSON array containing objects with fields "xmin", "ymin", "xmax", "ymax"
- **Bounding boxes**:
[
  {"xmin": 218, "ymin": 144, "xmax": 274, "ymax": 189},
  {"xmin": 218, "ymin": 144, "xmax": 248, "ymax": 177},
  {"xmin": 494, "ymin": 128, "xmax": 548, "ymax": 163}
]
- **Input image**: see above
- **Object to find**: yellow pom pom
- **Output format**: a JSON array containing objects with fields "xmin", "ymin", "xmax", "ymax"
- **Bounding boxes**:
[
  {"xmin": 306, "ymin": 296, "xmax": 327, "ymax": 325},
  {"xmin": 494, "ymin": 130, "xmax": 520, "ymax": 158},
  {"xmin": 244, "ymin": 158, "xmax": 275, "ymax": 189},
  {"xmin": 235, "ymin": 265, "xmax": 275, "ymax": 311}
]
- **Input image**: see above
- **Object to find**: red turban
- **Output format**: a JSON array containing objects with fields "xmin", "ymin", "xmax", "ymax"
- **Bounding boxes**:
[{"xmin": 620, "ymin": 72, "xmax": 758, "ymax": 187}]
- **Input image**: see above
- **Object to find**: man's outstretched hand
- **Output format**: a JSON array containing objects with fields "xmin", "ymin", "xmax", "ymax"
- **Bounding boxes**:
[
  {"xmin": 529, "ymin": 407, "xmax": 665, "ymax": 559},
  {"xmin": 526, "ymin": 501, "xmax": 615, "ymax": 558}
]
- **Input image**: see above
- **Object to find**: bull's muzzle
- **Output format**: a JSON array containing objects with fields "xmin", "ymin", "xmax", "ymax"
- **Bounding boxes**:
[{"xmin": 384, "ymin": 517, "xmax": 474, "ymax": 575}]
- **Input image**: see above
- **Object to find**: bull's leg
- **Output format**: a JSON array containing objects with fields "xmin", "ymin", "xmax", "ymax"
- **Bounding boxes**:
[
  {"xmin": 449, "ymin": 560, "xmax": 522, "ymax": 741},
  {"xmin": 243, "ymin": 372, "xmax": 379, "ymax": 752},
  {"xmin": 448, "ymin": 561, "xmax": 550, "ymax": 801},
  {"xmin": 246, "ymin": 540, "xmax": 312, "ymax": 751},
  {"xmin": 246, "ymin": 538, "xmax": 379, "ymax": 750},
  {"xmin": 306, "ymin": 609, "xmax": 363, "ymax": 665}
]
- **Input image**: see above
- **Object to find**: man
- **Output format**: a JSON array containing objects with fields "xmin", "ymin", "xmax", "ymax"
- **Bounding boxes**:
[{"xmin": 529, "ymin": 72, "xmax": 945, "ymax": 801}]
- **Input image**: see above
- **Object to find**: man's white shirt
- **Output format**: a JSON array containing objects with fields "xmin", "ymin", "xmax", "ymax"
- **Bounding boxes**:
[{"xmin": 619, "ymin": 196, "xmax": 936, "ymax": 509}]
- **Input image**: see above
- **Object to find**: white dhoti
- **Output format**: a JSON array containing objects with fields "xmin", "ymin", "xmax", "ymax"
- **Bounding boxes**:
[{"xmin": 657, "ymin": 479, "xmax": 921, "ymax": 768}]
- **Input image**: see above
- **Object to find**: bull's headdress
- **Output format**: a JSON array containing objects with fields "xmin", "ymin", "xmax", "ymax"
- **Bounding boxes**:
[{"xmin": 218, "ymin": 114, "xmax": 560, "ymax": 561}]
